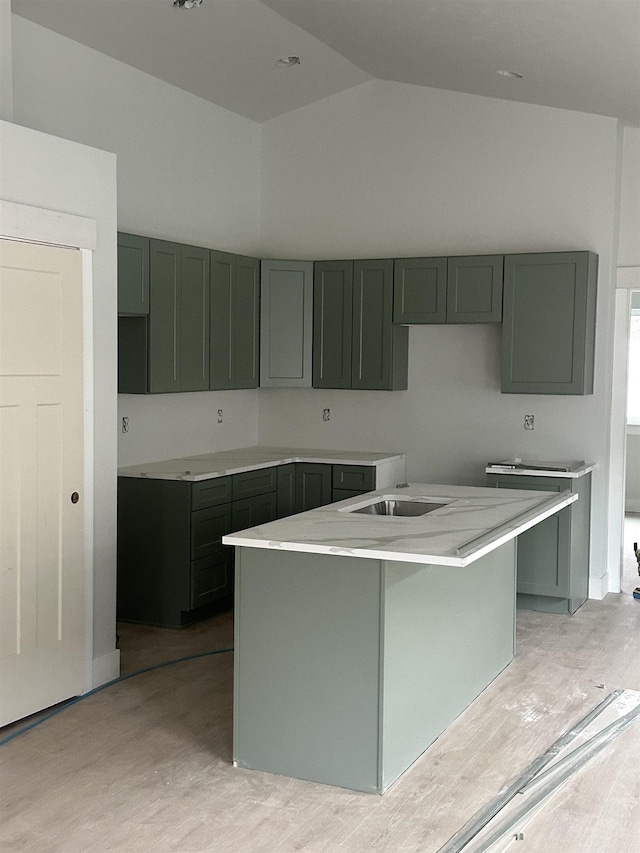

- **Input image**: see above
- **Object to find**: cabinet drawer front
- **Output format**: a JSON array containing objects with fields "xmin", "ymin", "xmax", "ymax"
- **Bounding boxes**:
[
  {"xmin": 192, "ymin": 477, "xmax": 233, "ymax": 510},
  {"xmin": 191, "ymin": 548, "xmax": 233, "ymax": 609},
  {"xmin": 191, "ymin": 504, "xmax": 232, "ymax": 560},
  {"xmin": 332, "ymin": 465, "xmax": 375, "ymax": 492},
  {"xmin": 233, "ymin": 468, "xmax": 277, "ymax": 500}
]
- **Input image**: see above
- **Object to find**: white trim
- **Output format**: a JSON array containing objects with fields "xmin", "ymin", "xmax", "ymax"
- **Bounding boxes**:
[
  {"xmin": 0, "ymin": 200, "xmax": 97, "ymax": 693},
  {"xmin": 589, "ymin": 572, "xmax": 609, "ymax": 601},
  {"xmin": 0, "ymin": 200, "xmax": 97, "ymax": 250},
  {"xmin": 616, "ymin": 266, "xmax": 640, "ymax": 289},
  {"xmin": 92, "ymin": 649, "xmax": 121, "ymax": 689}
]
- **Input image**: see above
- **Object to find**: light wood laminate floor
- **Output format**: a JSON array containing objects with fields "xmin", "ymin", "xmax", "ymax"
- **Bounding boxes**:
[{"xmin": 1, "ymin": 520, "xmax": 639, "ymax": 853}]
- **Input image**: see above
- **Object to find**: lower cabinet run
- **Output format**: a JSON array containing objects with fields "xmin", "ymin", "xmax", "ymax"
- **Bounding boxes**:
[
  {"xmin": 117, "ymin": 459, "xmax": 400, "ymax": 627},
  {"xmin": 233, "ymin": 541, "xmax": 516, "ymax": 793}
]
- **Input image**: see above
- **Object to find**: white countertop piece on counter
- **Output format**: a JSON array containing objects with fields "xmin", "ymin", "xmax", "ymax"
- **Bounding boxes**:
[
  {"xmin": 222, "ymin": 482, "xmax": 577, "ymax": 567},
  {"xmin": 486, "ymin": 460, "xmax": 594, "ymax": 478},
  {"xmin": 118, "ymin": 446, "xmax": 406, "ymax": 481}
]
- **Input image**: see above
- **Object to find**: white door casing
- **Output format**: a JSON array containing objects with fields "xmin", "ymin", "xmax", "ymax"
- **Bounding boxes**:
[{"xmin": 0, "ymin": 238, "xmax": 85, "ymax": 725}]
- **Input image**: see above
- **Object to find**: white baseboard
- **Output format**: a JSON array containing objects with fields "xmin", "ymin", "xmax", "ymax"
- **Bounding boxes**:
[
  {"xmin": 589, "ymin": 573, "xmax": 610, "ymax": 600},
  {"xmin": 92, "ymin": 648, "xmax": 121, "ymax": 690}
]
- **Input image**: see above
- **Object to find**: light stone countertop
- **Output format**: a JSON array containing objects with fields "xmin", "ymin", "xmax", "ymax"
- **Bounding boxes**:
[
  {"xmin": 117, "ymin": 446, "xmax": 406, "ymax": 481},
  {"xmin": 223, "ymin": 482, "xmax": 578, "ymax": 567},
  {"xmin": 485, "ymin": 460, "xmax": 594, "ymax": 478}
]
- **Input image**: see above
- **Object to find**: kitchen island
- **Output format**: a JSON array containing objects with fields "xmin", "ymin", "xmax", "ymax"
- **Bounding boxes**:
[{"xmin": 223, "ymin": 483, "xmax": 577, "ymax": 794}]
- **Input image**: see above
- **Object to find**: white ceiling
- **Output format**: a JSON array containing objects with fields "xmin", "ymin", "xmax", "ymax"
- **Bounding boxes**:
[{"xmin": 11, "ymin": 0, "xmax": 640, "ymax": 126}]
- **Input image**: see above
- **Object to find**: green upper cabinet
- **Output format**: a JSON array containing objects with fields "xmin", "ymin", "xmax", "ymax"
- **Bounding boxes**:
[
  {"xmin": 148, "ymin": 240, "xmax": 210, "ymax": 394},
  {"xmin": 352, "ymin": 259, "xmax": 408, "ymax": 390},
  {"xmin": 393, "ymin": 257, "xmax": 447, "ymax": 324},
  {"xmin": 502, "ymin": 251, "xmax": 598, "ymax": 395},
  {"xmin": 210, "ymin": 251, "xmax": 259, "ymax": 390},
  {"xmin": 394, "ymin": 255, "xmax": 503, "ymax": 324},
  {"xmin": 446, "ymin": 255, "xmax": 503, "ymax": 323},
  {"xmin": 117, "ymin": 232, "xmax": 149, "ymax": 316},
  {"xmin": 260, "ymin": 260, "xmax": 314, "ymax": 388},
  {"xmin": 180, "ymin": 244, "xmax": 210, "ymax": 392},
  {"xmin": 234, "ymin": 256, "xmax": 260, "ymax": 389},
  {"xmin": 148, "ymin": 239, "xmax": 181, "ymax": 394},
  {"xmin": 313, "ymin": 260, "xmax": 353, "ymax": 389},
  {"xmin": 313, "ymin": 259, "xmax": 408, "ymax": 391}
]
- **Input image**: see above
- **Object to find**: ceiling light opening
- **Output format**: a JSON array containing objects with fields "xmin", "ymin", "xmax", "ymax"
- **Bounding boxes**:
[
  {"xmin": 275, "ymin": 56, "xmax": 301, "ymax": 68},
  {"xmin": 497, "ymin": 69, "xmax": 524, "ymax": 79},
  {"xmin": 173, "ymin": 0, "xmax": 203, "ymax": 9}
]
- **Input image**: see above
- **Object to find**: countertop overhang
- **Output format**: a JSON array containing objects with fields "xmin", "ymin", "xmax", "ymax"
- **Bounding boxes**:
[
  {"xmin": 118, "ymin": 446, "xmax": 405, "ymax": 481},
  {"xmin": 223, "ymin": 483, "xmax": 578, "ymax": 567}
]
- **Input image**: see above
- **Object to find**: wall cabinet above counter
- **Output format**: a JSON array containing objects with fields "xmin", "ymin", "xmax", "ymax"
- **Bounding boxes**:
[{"xmin": 118, "ymin": 233, "xmax": 598, "ymax": 396}]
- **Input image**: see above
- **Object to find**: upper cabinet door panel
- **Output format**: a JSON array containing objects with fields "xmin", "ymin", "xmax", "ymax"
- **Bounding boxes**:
[
  {"xmin": 260, "ymin": 260, "xmax": 313, "ymax": 388},
  {"xmin": 352, "ymin": 259, "xmax": 394, "ymax": 390},
  {"xmin": 313, "ymin": 261, "xmax": 354, "ymax": 389},
  {"xmin": 118, "ymin": 233, "xmax": 149, "ymax": 316},
  {"xmin": 502, "ymin": 252, "xmax": 597, "ymax": 395},
  {"xmin": 210, "ymin": 250, "xmax": 235, "ymax": 390},
  {"xmin": 233, "ymin": 256, "xmax": 260, "ymax": 390},
  {"xmin": 393, "ymin": 257, "xmax": 447, "ymax": 324},
  {"xmin": 447, "ymin": 255, "xmax": 504, "ymax": 323},
  {"xmin": 149, "ymin": 239, "xmax": 181, "ymax": 394},
  {"xmin": 180, "ymin": 244, "xmax": 210, "ymax": 392}
]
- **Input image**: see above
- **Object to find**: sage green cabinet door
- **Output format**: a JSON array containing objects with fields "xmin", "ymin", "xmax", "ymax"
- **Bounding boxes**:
[
  {"xmin": 502, "ymin": 252, "xmax": 598, "ymax": 395},
  {"xmin": 447, "ymin": 255, "xmax": 503, "ymax": 323},
  {"xmin": 232, "ymin": 492, "xmax": 278, "ymax": 532},
  {"xmin": 210, "ymin": 251, "xmax": 260, "ymax": 390},
  {"xmin": 313, "ymin": 261, "xmax": 353, "ymax": 389},
  {"xmin": 393, "ymin": 257, "xmax": 447, "ymax": 324},
  {"xmin": 180, "ymin": 244, "xmax": 210, "ymax": 392},
  {"xmin": 352, "ymin": 259, "xmax": 390, "ymax": 389},
  {"xmin": 210, "ymin": 250, "xmax": 235, "ymax": 390},
  {"xmin": 277, "ymin": 464, "xmax": 297, "ymax": 518},
  {"xmin": 118, "ymin": 232, "xmax": 149, "ymax": 315},
  {"xmin": 118, "ymin": 316, "xmax": 148, "ymax": 394},
  {"xmin": 149, "ymin": 239, "xmax": 181, "ymax": 394},
  {"xmin": 234, "ymin": 255, "xmax": 260, "ymax": 389},
  {"xmin": 295, "ymin": 463, "xmax": 332, "ymax": 512},
  {"xmin": 260, "ymin": 260, "xmax": 313, "ymax": 388},
  {"xmin": 191, "ymin": 548, "xmax": 233, "ymax": 609}
]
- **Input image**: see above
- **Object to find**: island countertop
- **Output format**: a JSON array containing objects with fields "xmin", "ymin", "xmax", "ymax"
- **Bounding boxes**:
[
  {"xmin": 117, "ymin": 445, "xmax": 406, "ymax": 481},
  {"xmin": 223, "ymin": 482, "xmax": 578, "ymax": 567}
]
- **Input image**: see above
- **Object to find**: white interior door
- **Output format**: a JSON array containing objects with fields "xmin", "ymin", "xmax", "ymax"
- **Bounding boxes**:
[{"xmin": 0, "ymin": 238, "xmax": 85, "ymax": 726}]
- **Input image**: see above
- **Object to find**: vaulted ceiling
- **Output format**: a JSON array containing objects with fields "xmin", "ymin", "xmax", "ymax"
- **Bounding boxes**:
[{"xmin": 12, "ymin": 0, "xmax": 640, "ymax": 125}]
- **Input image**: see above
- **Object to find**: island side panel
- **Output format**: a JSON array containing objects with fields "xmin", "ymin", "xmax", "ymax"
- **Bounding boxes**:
[
  {"xmin": 234, "ymin": 548, "xmax": 383, "ymax": 793},
  {"xmin": 380, "ymin": 539, "xmax": 517, "ymax": 790}
]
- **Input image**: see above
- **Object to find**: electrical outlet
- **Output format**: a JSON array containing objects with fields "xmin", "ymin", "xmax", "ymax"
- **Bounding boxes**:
[
  {"xmin": 323, "ymin": 408, "xmax": 330, "ymax": 422},
  {"xmin": 121, "ymin": 417, "xmax": 129, "ymax": 434},
  {"xmin": 524, "ymin": 414, "xmax": 535, "ymax": 430},
  {"xmin": 217, "ymin": 409, "xmax": 223, "ymax": 424}
]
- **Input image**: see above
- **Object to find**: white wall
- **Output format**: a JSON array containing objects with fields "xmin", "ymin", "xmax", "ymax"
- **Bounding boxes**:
[
  {"xmin": 0, "ymin": 119, "xmax": 118, "ymax": 680},
  {"xmin": 12, "ymin": 15, "xmax": 263, "ymax": 466},
  {"xmin": 0, "ymin": 0, "xmax": 12, "ymax": 120},
  {"xmin": 259, "ymin": 80, "xmax": 622, "ymax": 590},
  {"xmin": 618, "ymin": 127, "xmax": 640, "ymax": 267}
]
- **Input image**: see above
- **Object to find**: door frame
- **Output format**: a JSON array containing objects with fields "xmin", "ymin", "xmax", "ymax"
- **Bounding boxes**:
[
  {"xmin": 0, "ymin": 199, "xmax": 97, "ymax": 693},
  {"xmin": 607, "ymin": 266, "xmax": 640, "ymax": 594}
]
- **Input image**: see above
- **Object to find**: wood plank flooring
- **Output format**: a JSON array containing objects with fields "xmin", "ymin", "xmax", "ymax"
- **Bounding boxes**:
[{"xmin": 1, "ymin": 519, "xmax": 639, "ymax": 853}]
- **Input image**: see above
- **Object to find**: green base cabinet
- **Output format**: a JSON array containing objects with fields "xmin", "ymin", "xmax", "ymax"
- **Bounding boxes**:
[
  {"xmin": 313, "ymin": 260, "xmax": 408, "ymax": 390},
  {"xmin": 233, "ymin": 540, "xmax": 516, "ymax": 793},
  {"xmin": 487, "ymin": 471, "xmax": 591, "ymax": 614},
  {"xmin": 501, "ymin": 251, "xmax": 598, "ymax": 395},
  {"xmin": 393, "ymin": 255, "xmax": 503, "ymax": 324},
  {"xmin": 117, "ymin": 469, "xmax": 277, "ymax": 628}
]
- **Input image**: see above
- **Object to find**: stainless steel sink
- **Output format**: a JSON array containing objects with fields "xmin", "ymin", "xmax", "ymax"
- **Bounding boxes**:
[{"xmin": 350, "ymin": 499, "xmax": 448, "ymax": 517}]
